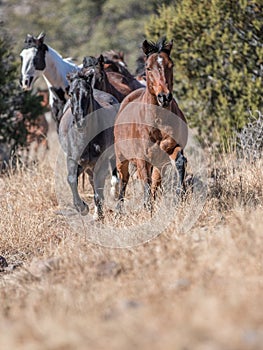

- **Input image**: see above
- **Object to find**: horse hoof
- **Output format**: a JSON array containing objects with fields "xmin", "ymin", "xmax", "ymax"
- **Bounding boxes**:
[
  {"xmin": 93, "ymin": 211, "xmax": 104, "ymax": 221},
  {"xmin": 93, "ymin": 212, "xmax": 104, "ymax": 221},
  {"xmin": 76, "ymin": 202, "xmax": 89, "ymax": 216},
  {"xmin": 80, "ymin": 206, "xmax": 89, "ymax": 216}
]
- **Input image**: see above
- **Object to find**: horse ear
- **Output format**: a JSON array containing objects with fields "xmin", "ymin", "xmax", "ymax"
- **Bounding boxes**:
[
  {"xmin": 36, "ymin": 32, "xmax": 46, "ymax": 45},
  {"xmin": 82, "ymin": 57, "xmax": 88, "ymax": 67},
  {"xmin": 26, "ymin": 34, "xmax": 34, "ymax": 41},
  {"xmin": 37, "ymin": 32, "xmax": 45, "ymax": 40},
  {"xmin": 165, "ymin": 40, "xmax": 173, "ymax": 56},
  {"xmin": 119, "ymin": 51, "xmax": 124, "ymax": 60},
  {"xmin": 142, "ymin": 40, "xmax": 157, "ymax": 57},
  {"xmin": 98, "ymin": 54, "xmax": 104, "ymax": 65},
  {"xmin": 142, "ymin": 40, "xmax": 151, "ymax": 56}
]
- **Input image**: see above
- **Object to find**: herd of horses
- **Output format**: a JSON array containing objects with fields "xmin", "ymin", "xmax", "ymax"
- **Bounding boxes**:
[{"xmin": 19, "ymin": 32, "xmax": 188, "ymax": 220}]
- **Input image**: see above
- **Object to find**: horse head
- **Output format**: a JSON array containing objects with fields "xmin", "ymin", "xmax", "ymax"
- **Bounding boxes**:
[
  {"xmin": 82, "ymin": 55, "xmax": 106, "ymax": 90},
  {"xmin": 20, "ymin": 32, "xmax": 48, "ymax": 90},
  {"xmin": 142, "ymin": 37, "xmax": 174, "ymax": 108},
  {"xmin": 67, "ymin": 70, "xmax": 95, "ymax": 128},
  {"xmin": 103, "ymin": 50, "xmax": 128, "ymax": 74}
]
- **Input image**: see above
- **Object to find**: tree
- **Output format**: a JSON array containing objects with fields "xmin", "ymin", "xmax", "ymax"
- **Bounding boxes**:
[
  {"xmin": 146, "ymin": 0, "xmax": 263, "ymax": 147},
  {"xmin": 2, "ymin": 0, "xmax": 175, "ymax": 72},
  {"xmin": 0, "ymin": 23, "xmax": 45, "ymax": 154}
]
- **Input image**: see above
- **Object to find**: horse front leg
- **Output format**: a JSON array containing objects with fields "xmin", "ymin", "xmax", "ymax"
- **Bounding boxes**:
[
  {"xmin": 87, "ymin": 168, "xmax": 104, "ymax": 221},
  {"xmin": 151, "ymin": 167, "xmax": 162, "ymax": 200},
  {"xmin": 67, "ymin": 157, "xmax": 89, "ymax": 215},
  {"xmin": 169, "ymin": 146, "xmax": 187, "ymax": 196},
  {"xmin": 116, "ymin": 160, "xmax": 130, "ymax": 214}
]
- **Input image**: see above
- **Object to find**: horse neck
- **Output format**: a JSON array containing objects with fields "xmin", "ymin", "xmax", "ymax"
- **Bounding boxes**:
[
  {"xmin": 143, "ymin": 86, "xmax": 159, "ymax": 106},
  {"xmin": 84, "ymin": 92, "xmax": 98, "ymax": 117},
  {"xmin": 95, "ymin": 71, "xmax": 109, "ymax": 91},
  {"xmin": 43, "ymin": 46, "xmax": 77, "ymax": 90}
]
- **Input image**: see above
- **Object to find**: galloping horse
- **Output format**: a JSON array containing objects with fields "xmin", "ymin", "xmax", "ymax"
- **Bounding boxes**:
[
  {"xmin": 19, "ymin": 32, "xmax": 78, "ymax": 115},
  {"xmin": 114, "ymin": 38, "xmax": 188, "ymax": 211},
  {"xmin": 82, "ymin": 55, "xmax": 126, "ymax": 102},
  {"xmin": 59, "ymin": 70, "xmax": 119, "ymax": 219},
  {"xmin": 102, "ymin": 50, "xmax": 128, "ymax": 74},
  {"xmin": 106, "ymin": 66, "xmax": 144, "ymax": 95}
]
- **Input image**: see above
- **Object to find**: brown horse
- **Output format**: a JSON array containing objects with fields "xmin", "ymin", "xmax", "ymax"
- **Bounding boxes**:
[
  {"xmin": 102, "ymin": 50, "xmax": 128, "ymax": 74},
  {"xmin": 114, "ymin": 38, "xmax": 188, "ymax": 211},
  {"xmin": 82, "ymin": 54, "xmax": 144, "ymax": 101},
  {"xmin": 101, "ymin": 51, "xmax": 144, "ymax": 94},
  {"xmin": 82, "ymin": 55, "xmax": 126, "ymax": 102}
]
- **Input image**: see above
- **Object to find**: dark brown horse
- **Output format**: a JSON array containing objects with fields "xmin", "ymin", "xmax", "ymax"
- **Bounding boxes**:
[
  {"xmin": 82, "ymin": 54, "xmax": 144, "ymax": 101},
  {"xmin": 114, "ymin": 38, "xmax": 188, "ymax": 211},
  {"xmin": 100, "ymin": 51, "xmax": 144, "ymax": 95},
  {"xmin": 102, "ymin": 50, "xmax": 128, "ymax": 74},
  {"xmin": 82, "ymin": 55, "xmax": 126, "ymax": 102}
]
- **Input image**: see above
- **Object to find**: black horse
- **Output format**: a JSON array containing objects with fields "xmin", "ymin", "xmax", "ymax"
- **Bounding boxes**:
[{"xmin": 59, "ymin": 70, "xmax": 119, "ymax": 220}]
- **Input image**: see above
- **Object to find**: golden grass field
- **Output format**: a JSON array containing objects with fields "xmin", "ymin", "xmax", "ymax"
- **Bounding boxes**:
[{"xmin": 0, "ymin": 117, "xmax": 262, "ymax": 350}]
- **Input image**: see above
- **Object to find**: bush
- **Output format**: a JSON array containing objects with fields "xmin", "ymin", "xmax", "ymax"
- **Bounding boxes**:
[{"xmin": 237, "ymin": 110, "xmax": 263, "ymax": 161}]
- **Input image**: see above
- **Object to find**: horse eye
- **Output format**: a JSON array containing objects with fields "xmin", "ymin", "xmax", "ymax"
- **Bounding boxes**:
[{"xmin": 146, "ymin": 67, "xmax": 151, "ymax": 71}]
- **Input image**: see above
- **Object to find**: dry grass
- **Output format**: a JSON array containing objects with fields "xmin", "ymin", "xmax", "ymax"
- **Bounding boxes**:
[{"xmin": 0, "ymin": 120, "xmax": 263, "ymax": 350}]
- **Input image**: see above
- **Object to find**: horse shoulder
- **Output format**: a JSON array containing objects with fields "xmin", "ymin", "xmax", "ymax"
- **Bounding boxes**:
[
  {"xmin": 115, "ymin": 88, "xmax": 145, "ymax": 119},
  {"xmin": 59, "ymin": 108, "xmax": 73, "ymax": 138}
]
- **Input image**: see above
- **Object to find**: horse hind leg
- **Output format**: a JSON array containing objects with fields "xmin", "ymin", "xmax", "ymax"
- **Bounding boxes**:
[
  {"xmin": 86, "ymin": 168, "xmax": 104, "ymax": 221},
  {"xmin": 110, "ymin": 160, "xmax": 119, "ymax": 199}
]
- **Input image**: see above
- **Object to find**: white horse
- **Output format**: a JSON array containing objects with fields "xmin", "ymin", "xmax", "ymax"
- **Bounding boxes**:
[{"xmin": 20, "ymin": 32, "xmax": 79, "ymax": 108}]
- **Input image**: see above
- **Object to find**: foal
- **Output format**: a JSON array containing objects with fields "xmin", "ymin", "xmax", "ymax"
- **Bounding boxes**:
[{"xmin": 114, "ymin": 38, "xmax": 188, "ymax": 211}]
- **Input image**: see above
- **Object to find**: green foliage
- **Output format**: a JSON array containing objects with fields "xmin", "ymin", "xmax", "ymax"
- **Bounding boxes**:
[
  {"xmin": 146, "ymin": 0, "xmax": 263, "ymax": 147},
  {"xmin": 0, "ymin": 24, "xmax": 46, "ymax": 152},
  {"xmin": 3, "ymin": 0, "xmax": 174, "ymax": 72}
]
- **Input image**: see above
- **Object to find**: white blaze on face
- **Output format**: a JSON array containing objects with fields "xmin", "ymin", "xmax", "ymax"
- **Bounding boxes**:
[
  {"xmin": 20, "ymin": 47, "xmax": 40, "ymax": 90},
  {"xmin": 157, "ymin": 56, "xmax": 163, "ymax": 65}
]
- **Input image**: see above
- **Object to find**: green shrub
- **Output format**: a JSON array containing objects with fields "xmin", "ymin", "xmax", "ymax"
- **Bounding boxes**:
[{"xmin": 0, "ymin": 23, "xmax": 46, "ymax": 154}]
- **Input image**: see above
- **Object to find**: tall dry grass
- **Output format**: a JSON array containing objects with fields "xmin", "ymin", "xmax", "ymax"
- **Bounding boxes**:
[{"xmin": 0, "ymin": 118, "xmax": 262, "ymax": 350}]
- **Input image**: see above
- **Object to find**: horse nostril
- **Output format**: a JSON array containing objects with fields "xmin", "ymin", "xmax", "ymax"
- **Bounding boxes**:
[{"xmin": 167, "ymin": 92, "xmax": 173, "ymax": 102}]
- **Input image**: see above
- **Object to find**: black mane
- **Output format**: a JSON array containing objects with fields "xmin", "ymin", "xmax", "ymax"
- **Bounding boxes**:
[{"xmin": 142, "ymin": 37, "xmax": 173, "ymax": 57}]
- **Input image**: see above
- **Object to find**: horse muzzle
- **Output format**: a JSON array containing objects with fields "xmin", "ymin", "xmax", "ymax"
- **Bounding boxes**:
[
  {"xmin": 157, "ymin": 92, "xmax": 173, "ymax": 108},
  {"xmin": 20, "ymin": 76, "xmax": 34, "ymax": 91}
]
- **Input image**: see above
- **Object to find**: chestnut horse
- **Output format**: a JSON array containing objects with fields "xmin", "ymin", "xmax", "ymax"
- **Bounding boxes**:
[{"xmin": 114, "ymin": 38, "xmax": 188, "ymax": 211}]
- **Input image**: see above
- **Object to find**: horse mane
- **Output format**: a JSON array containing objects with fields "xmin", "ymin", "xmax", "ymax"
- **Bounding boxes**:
[
  {"xmin": 83, "ymin": 56, "xmax": 98, "ymax": 68},
  {"xmin": 103, "ymin": 50, "xmax": 124, "ymax": 60},
  {"xmin": 142, "ymin": 37, "xmax": 173, "ymax": 57}
]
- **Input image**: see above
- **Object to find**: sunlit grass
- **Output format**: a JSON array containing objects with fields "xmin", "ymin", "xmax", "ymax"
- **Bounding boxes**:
[{"xmin": 0, "ymin": 122, "xmax": 262, "ymax": 350}]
